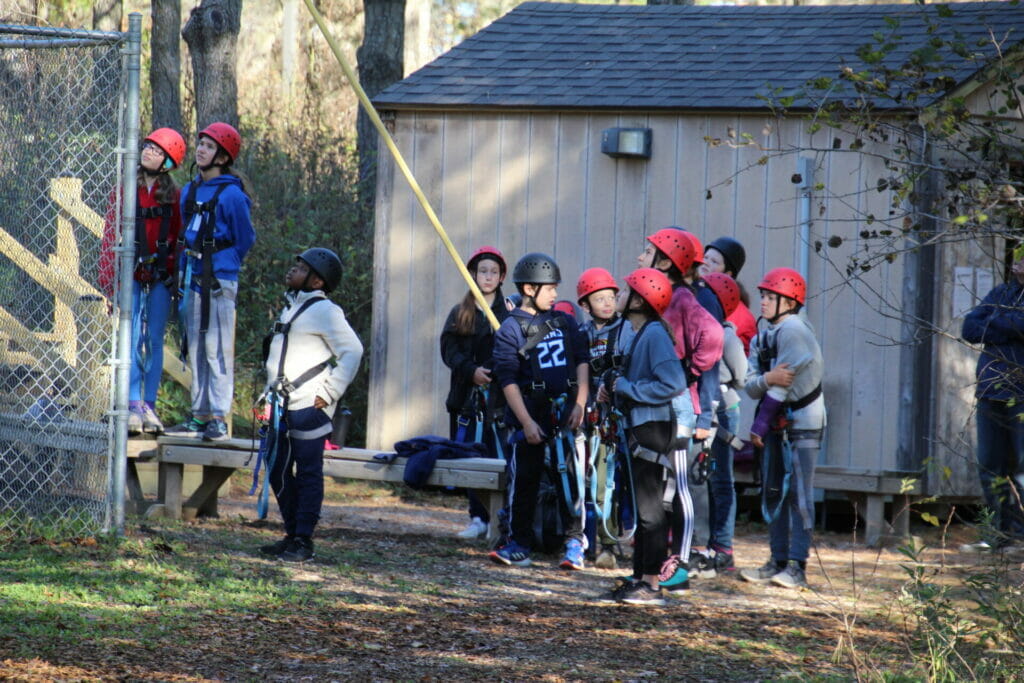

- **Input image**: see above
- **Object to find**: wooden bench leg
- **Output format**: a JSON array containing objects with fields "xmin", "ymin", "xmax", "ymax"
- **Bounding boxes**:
[
  {"xmin": 865, "ymin": 494, "xmax": 888, "ymax": 547},
  {"xmin": 125, "ymin": 459, "xmax": 147, "ymax": 515},
  {"xmin": 486, "ymin": 490, "xmax": 504, "ymax": 546},
  {"xmin": 184, "ymin": 466, "xmax": 235, "ymax": 519},
  {"xmin": 158, "ymin": 461, "xmax": 184, "ymax": 520}
]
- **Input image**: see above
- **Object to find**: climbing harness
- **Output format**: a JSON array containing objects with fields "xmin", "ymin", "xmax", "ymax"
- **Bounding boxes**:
[
  {"xmin": 249, "ymin": 294, "xmax": 335, "ymax": 519},
  {"xmin": 176, "ymin": 181, "xmax": 230, "ymax": 360}
]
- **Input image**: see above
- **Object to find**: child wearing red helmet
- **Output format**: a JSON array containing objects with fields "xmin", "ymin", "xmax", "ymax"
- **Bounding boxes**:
[
  {"xmin": 577, "ymin": 267, "xmax": 623, "ymax": 568},
  {"xmin": 100, "ymin": 127, "xmax": 187, "ymax": 435},
  {"xmin": 440, "ymin": 246, "xmax": 510, "ymax": 539},
  {"xmin": 696, "ymin": 272, "xmax": 748, "ymax": 577},
  {"xmin": 739, "ymin": 267, "xmax": 825, "ymax": 589},
  {"xmin": 638, "ymin": 227, "xmax": 724, "ymax": 591},
  {"xmin": 597, "ymin": 268, "xmax": 686, "ymax": 606},
  {"xmin": 166, "ymin": 122, "xmax": 256, "ymax": 441}
]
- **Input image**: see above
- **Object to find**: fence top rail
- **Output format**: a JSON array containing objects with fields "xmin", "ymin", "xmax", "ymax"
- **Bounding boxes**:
[{"xmin": 0, "ymin": 23, "xmax": 124, "ymax": 44}]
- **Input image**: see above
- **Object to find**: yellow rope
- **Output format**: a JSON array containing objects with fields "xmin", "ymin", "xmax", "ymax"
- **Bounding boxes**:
[{"xmin": 302, "ymin": 0, "xmax": 501, "ymax": 331}]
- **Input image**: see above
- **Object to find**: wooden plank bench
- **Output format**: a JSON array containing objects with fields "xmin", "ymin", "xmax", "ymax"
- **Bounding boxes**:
[
  {"xmin": 734, "ymin": 464, "xmax": 922, "ymax": 546},
  {"xmin": 145, "ymin": 436, "xmax": 507, "ymax": 542}
]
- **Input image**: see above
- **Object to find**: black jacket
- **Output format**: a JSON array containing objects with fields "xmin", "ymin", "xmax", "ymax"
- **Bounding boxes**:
[{"xmin": 439, "ymin": 290, "xmax": 509, "ymax": 414}]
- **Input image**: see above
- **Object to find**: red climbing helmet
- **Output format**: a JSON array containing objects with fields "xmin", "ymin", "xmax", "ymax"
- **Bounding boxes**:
[
  {"xmin": 647, "ymin": 227, "xmax": 698, "ymax": 274},
  {"xmin": 576, "ymin": 267, "xmax": 619, "ymax": 304},
  {"xmin": 199, "ymin": 122, "xmax": 242, "ymax": 163},
  {"xmin": 144, "ymin": 127, "xmax": 186, "ymax": 169},
  {"xmin": 681, "ymin": 230, "xmax": 705, "ymax": 265},
  {"xmin": 704, "ymin": 272, "xmax": 741, "ymax": 318},
  {"xmin": 625, "ymin": 267, "xmax": 673, "ymax": 316},
  {"xmin": 466, "ymin": 246, "xmax": 506, "ymax": 277},
  {"xmin": 758, "ymin": 267, "xmax": 806, "ymax": 305},
  {"xmin": 553, "ymin": 300, "xmax": 577, "ymax": 318}
]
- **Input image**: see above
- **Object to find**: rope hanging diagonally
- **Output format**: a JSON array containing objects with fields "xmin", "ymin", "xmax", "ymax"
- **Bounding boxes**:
[{"xmin": 301, "ymin": 0, "xmax": 501, "ymax": 331}]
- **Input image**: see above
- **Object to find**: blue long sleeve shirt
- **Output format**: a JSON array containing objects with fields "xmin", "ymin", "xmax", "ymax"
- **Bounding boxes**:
[{"xmin": 179, "ymin": 174, "xmax": 255, "ymax": 285}]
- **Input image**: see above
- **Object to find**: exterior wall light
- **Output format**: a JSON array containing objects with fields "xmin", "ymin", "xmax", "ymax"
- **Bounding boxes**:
[{"xmin": 601, "ymin": 127, "xmax": 652, "ymax": 159}]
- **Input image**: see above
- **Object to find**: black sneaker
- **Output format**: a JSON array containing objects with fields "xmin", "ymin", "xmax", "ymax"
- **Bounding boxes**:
[
  {"xmin": 280, "ymin": 536, "xmax": 315, "ymax": 563},
  {"xmin": 259, "ymin": 535, "xmax": 294, "ymax": 557},
  {"xmin": 698, "ymin": 550, "xmax": 736, "ymax": 579},
  {"xmin": 203, "ymin": 418, "xmax": 230, "ymax": 442},
  {"xmin": 617, "ymin": 581, "xmax": 668, "ymax": 607},
  {"xmin": 598, "ymin": 579, "xmax": 637, "ymax": 603},
  {"xmin": 165, "ymin": 417, "xmax": 206, "ymax": 437}
]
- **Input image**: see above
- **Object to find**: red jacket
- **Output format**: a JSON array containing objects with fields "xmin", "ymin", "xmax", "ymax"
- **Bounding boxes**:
[
  {"xmin": 728, "ymin": 301, "xmax": 757, "ymax": 356},
  {"xmin": 98, "ymin": 184, "xmax": 182, "ymax": 297}
]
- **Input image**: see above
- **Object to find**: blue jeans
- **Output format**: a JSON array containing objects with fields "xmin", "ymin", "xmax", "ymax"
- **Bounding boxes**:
[
  {"xmin": 767, "ymin": 431, "xmax": 821, "ymax": 564},
  {"xmin": 270, "ymin": 406, "xmax": 332, "ymax": 537},
  {"xmin": 130, "ymin": 281, "xmax": 172, "ymax": 403},
  {"xmin": 707, "ymin": 404, "xmax": 738, "ymax": 552},
  {"xmin": 975, "ymin": 398, "xmax": 1024, "ymax": 542}
]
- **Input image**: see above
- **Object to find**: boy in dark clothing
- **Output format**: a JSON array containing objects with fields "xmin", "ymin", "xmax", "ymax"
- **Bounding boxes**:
[
  {"xmin": 960, "ymin": 246, "xmax": 1024, "ymax": 551},
  {"xmin": 490, "ymin": 253, "xmax": 590, "ymax": 569}
]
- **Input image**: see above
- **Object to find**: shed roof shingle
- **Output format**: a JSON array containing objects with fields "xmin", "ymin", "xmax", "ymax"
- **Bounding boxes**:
[{"xmin": 373, "ymin": 1, "xmax": 1024, "ymax": 111}]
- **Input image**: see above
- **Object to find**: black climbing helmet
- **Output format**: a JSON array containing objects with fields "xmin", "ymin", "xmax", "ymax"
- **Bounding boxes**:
[
  {"xmin": 705, "ymin": 236, "xmax": 746, "ymax": 276},
  {"xmin": 512, "ymin": 252, "xmax": 561, "ymax": 285},
  {"xmin": 297, "ymin": 247, "xmax": 342, "ymax": 293}
]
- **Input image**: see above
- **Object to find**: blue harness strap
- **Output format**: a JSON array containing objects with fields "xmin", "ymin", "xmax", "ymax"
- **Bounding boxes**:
[
  {"xmin": 761, "ymin": 425, "xmax": 793, "ymax": 525},
  {"xmin": 132, "ymin": 286, "xmax": 152, "ymax": 376},
  {"xmin": 250, "ymin": 392, "xmax": 284, "ymax": 520},
  {"xmin": 176, "ymin": 253, "xmax": 194, "ymax": 363},
  {"xmin": 549, "ymin": 394, "xmax": 583, "ymax": 518},
  {"xmin": 613, "ymin": 412, "xmax": 638, "ymax": 541}
]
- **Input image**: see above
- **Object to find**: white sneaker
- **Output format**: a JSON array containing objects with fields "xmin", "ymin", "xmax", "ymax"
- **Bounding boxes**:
[
  {"xmin": 959, "ymin": 540, "xmax": 993, "ymax": 553},
  {"xmin": 456, "ymin": 517, "xmax": 487, "ymax": 539}
]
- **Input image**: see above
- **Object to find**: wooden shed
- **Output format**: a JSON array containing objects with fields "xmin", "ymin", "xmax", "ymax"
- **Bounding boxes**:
[{"xmin": 368, "ymin": 1, "xmax": 1024, "ymax": 520}]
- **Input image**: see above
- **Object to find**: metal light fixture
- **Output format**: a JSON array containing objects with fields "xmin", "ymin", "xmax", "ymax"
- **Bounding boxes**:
[{"xmin": 601, "ymin": 127, "xmax": 652, "ymax": 159}]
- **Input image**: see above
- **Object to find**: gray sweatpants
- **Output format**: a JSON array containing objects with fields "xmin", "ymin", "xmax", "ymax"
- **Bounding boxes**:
[{"xmin": 184, "ymin": 280, "xmax": 237, "ymax": 420}]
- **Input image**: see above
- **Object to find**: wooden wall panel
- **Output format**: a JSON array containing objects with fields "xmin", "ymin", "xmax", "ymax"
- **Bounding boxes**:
[
  {"xmin": 554, "ymin": 115, "xmax": 591, "ymax": 285},
  {"xmin": 584, "ymin": 114, "xmax": 623, "ymax": 281},
  {"xmin": 645, "ymin": 115, "xmax": 682, "ymax": 236}
]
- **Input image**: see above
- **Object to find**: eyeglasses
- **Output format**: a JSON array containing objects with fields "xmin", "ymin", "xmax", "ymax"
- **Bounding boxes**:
[{"xmin": 141, "ymin": 141, "xmax": 164, "ymax": 154}]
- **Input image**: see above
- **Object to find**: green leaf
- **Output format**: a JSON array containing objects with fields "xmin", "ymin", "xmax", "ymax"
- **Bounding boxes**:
[
  {"xmin": 953, "ymin": 215, "xmax": 969, "ymax": 225},
  {"xmin": 921, "ymin": 512, "xmax": 940, "ymax": 526},
  {"xmin": 942, "ymin": 466, "xmax": 952, "ymax": 481}
]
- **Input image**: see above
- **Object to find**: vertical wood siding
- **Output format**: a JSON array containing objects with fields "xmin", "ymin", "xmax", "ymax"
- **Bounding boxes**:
[{"xmin": 369, "ymin": 109, "xmax": 973, "ymax": 494}]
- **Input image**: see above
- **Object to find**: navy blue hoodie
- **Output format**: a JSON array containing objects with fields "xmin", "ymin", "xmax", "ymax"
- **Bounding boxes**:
[{"xmin": 962, "ymin": 280, "xmax": 1024, "ymax": 401}]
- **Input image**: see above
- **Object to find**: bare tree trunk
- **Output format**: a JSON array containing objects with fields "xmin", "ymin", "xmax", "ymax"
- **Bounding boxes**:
[
  {"xmin": 182, "ymin": 0, "xmax": 241, "ymax": 132},
  {"xmin": 92, "ymin": 0, "xmax": 121, "ymax": 31},
  {"xmin": 151, "ymin": 0, "xmax": 183, "ymax": 132},
  {"xmin": 357, "ymin": 0, "xmax": 405, "ymax": 203},
  {"xmin": 281, "ymin": 0, "xmax": 298, "ymax": 106}
]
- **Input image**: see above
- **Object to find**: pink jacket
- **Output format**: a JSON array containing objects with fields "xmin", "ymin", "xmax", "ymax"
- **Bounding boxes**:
[{"xmin": 663, "ymin": 284, "xmax": 725, "ymax": 413}]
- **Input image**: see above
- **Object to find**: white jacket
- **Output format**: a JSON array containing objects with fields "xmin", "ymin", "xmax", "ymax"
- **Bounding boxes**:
[{"xmin": 264, "ymin": 289, "xmax": 364, "ymax": 416}]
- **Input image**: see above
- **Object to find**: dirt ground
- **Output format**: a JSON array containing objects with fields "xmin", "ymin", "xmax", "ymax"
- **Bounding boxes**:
[{"xmin": 6, "ymin": 481, "xmax": 1020, "ymax": 682}]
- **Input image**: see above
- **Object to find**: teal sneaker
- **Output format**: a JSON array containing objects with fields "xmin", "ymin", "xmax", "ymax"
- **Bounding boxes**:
[{"xmin": 659, "ymin": 554, "xmax": 690, "ymax": 592}]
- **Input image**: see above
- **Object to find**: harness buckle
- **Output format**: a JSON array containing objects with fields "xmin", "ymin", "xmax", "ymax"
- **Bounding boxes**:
[
  {"xmin": 272, "ymin": 376, "xmax": 295, "ymax": 397},
  {"xmin": 272, "ymin": 321, "xmax": 290, "ymax": 334}
]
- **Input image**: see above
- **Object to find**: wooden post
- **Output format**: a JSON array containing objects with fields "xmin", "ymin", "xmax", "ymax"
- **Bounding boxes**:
[{"xmin": 72, "ymin": 294, "xmax": 110, "ymax": 422}]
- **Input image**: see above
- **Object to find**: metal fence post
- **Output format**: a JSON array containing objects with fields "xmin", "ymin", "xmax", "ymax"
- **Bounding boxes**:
[{"xmin": 112, "ymin": 13, "xmax": 142, "ymax": 536}]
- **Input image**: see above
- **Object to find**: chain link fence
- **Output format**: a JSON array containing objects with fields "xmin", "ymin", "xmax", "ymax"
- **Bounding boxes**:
[{"xmin": 0, "ymin": 22, "xmax": 137, "ymax": 536}]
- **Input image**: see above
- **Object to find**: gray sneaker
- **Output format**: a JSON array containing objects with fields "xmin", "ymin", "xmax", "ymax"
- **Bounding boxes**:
[
  {"xmin": 740, "ymin": 559, "xmax": 784, "ymax": 584},
  {"xmin": 771, "ymin": 560, "xmax": 808, "ymax": 589}
]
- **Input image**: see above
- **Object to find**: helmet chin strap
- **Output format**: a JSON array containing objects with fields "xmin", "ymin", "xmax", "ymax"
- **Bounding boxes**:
[{"xmin": 763, "ymin": 295, "xmax": 797, "ymax": 324}]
